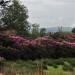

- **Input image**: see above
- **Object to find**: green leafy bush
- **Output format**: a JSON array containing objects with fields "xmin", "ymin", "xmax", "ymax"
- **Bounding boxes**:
[{"xmin": 63, "ymin": 62, "xmax": 74, "ymax": 71}]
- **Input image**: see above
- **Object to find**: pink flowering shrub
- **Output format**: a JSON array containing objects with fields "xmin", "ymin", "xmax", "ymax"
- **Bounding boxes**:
[
  {"xmin": 0, "ymin": 34, "xmax": 75, "ymax": 60},
  {"xmin": 3, "ymin": 35, "xmax": 75, "ymax": 48}
]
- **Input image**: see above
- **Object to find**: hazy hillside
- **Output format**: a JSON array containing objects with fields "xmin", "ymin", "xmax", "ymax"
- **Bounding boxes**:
[{"xmin": 46, "ymin": 27, "xmax": 72, "ymax": 32}]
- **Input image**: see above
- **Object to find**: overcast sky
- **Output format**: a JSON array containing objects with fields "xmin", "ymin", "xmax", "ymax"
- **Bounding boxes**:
[{"xmin": 20, "ymin": 0, "xmax": 75, "ymax": 28}]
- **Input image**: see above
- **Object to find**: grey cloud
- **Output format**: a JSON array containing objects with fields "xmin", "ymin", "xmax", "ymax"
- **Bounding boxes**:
[{"xmin": 21, "ymin": 0, "xmax": 75, "ymax": 28}]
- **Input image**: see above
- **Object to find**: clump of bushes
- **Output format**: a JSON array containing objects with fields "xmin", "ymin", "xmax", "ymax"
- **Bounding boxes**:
[
  {"xmin": 63, "ymin": 61, "xmax": 74, "ymax": 71},
  {"xmin": 0, "ymin": 34, "xmax": 75, "ymax": 60}
]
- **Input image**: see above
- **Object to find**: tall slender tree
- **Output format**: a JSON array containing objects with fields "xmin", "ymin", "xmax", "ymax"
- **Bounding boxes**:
[
  {"xmin": 40, "ymin": 28, "xmax": 46, "ymax": 36},
  {"xmin": 31, "ymin": 23, "xmax": 40, "ymax": 38}
]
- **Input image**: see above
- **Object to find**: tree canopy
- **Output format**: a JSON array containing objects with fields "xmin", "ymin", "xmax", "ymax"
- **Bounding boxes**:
[
  {"xmin": 31, "ymin": 23, "xmax": 40, "ymax": 38},
  {"xmin": 40, "ymin": 28, "xmax": 46, "ymax": 36},
  {"xmin": 1, "ymin": 0, "xmax": 30, "ymax": 36},
  {"xmin": 72, "ymin": 28, "xmax": 75, "ymax": 34}
]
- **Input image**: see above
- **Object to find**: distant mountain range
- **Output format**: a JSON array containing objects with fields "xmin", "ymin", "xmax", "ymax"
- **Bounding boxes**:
[{"xmin": 46, "ymin": 27, "xmax": 72, "ymax": 32}]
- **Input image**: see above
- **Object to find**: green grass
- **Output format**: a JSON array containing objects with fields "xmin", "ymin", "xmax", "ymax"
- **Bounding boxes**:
[
  {"xmin": 1, "ymin": 59, "xmax": 75, "ymax": 75},
  {"xmin": 44, "ymin": 64, "xmax": 75, "ymax": 75},
  {"xmin": 3, "ymin": 60, "xmax": 37, "ymax": 70},
  {"xmin": 1, "ymin": 60, "xmax": 38, "ymax": 75}
]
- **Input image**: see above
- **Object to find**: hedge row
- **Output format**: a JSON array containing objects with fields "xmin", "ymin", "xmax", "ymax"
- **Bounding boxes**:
[{"xmin": 0, "ymin": 45, "xmax": 75, "ymax": 60}]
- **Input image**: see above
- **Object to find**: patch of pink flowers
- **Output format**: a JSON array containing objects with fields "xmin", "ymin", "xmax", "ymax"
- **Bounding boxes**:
[
  {"xmin": 1, "ymin": 34, "xmax": 75, "ymax": 49},
  {"xmin": 9, "ymin": 35, "xmax": 75, "ymax": 48},
  {"xmin": 63, "ymin": 41, "xmax": 75, "ymax": 47}
]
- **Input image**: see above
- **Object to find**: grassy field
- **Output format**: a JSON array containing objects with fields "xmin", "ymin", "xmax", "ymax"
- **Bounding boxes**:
[
  {"xmin": 1, "ymin": 59, "xmax": 75, "ymax": 75},
  {"xmin": 44, "ymin": 65, "xmax": 75, "ymax": 75}
]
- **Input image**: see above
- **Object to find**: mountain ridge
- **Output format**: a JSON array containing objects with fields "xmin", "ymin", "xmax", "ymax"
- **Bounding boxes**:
[{"xmin": 46, "ymin": 27, "xmax": 72, "ymax": 32}]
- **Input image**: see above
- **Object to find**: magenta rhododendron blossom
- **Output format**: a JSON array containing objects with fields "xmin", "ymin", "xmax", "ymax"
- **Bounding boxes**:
[
  {"xmin": 1, "ymin": 34, "xmax": 75, "ymax": 49},
  {"xmin": 9, "ymin": 35, "xmax": 75, "ymax": 48},
  {"xmin": 63, "ymin": 41, "xmax": 75, "ymax": 47}
]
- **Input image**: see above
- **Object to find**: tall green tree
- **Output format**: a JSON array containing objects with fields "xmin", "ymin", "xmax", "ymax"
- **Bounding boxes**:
[
  {"xmin": 31, "ymin": 23, "xmax": 40, "ymax": 38},
  {"xmin": 1, "ymin": 0, "xmax": 30, "ymax": 36},
  {"xmin": 0, "ymin": 0, "xmax": 10, "ymax": 26},
  {"xmin": 58, "ymin": 26, "xmax": 63, "ymax": 32},
  {"xmin": 72, "ymin": 28, "xmax": 75, "ymax": 34},
  {"xmin": 40, "ymin": 28, "xmax": 46, "ymax": 36}
]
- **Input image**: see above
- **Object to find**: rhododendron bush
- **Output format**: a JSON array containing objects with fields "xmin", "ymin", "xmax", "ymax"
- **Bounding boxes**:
[{"xmin": 0, "ymin": 34, "xmax": 75, "ymax": 60}]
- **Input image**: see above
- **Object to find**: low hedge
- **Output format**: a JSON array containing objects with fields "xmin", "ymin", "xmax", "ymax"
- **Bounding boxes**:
[{"xmin": 0, "ymin": 45, "xmax": 75, "ymax": 60}]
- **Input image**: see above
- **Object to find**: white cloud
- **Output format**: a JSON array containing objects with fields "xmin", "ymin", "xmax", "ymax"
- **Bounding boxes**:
[
  {"xmin": 20, "ymin": 0, "xmax": 75, "ymax": 28},
  {"xmin": 42, "ymin": 0, "xmax": 68, "ymax": 6}
]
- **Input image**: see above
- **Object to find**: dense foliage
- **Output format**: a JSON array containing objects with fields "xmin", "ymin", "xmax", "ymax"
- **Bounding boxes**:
[
  {"xmin": 72, "ymin": 28, "xmax": 75, "ymax": 34},
  {"xmin": 0, "ymin": 33, "xmax": 75, "ymax": 60},
  {"xmin": 0, "ymin": 0, "xmax": 75, "ymax": 60},
  {"xmin": 1, "ymin": 0, "xmax": 30, "ymax": 36}
]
